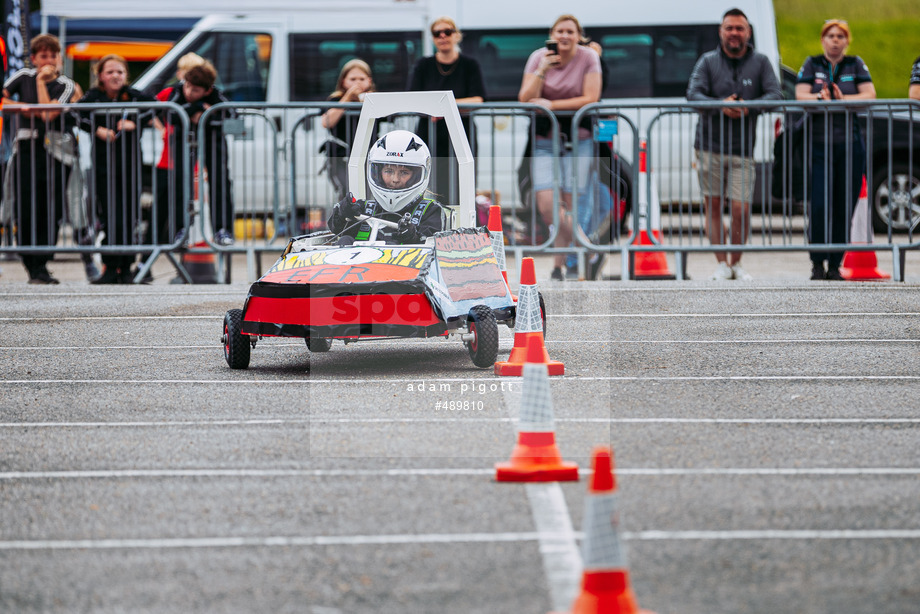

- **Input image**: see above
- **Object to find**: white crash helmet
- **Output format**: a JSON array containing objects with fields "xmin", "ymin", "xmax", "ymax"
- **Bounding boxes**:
[{"xmin": 367, "ymin": 130, "xmax": 431, "ymax": 212}]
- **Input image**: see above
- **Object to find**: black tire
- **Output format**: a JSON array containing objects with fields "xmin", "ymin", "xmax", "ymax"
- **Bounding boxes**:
[
  {"xmin": 306, "ymin": 336, "xmax": 333, "ymax": 352},
  {"xmin": 538, "ymin": 291, "xmax": 547, "ymax": 339},
  {"xmin": 466, "ymin": 305, "xmax": 499, "ymax": 369},
  {"xmin": 223, "ymin": 309, "xmax": 250, "ymax": 369},
  {"xmin": 871, "ymin": 163, "xmax": 920, "ymax": 234}
]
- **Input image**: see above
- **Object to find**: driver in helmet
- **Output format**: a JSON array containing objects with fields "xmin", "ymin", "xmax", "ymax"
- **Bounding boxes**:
[{"xmin": 328, "ymin": 129, "xmax": 445, "ymax": 244}]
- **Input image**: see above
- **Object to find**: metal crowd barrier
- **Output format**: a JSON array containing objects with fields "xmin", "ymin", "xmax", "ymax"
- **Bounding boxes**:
[
  {"xmin": 570, "ymin": 99, "xmax": 920, "ymax": 280},
  {"xmin": 3, "ymin": 99, "xmax": 918, "ymax": 282},
  {"xmin": 1, "ymin": 101, "xmax": 193, "ymax": 282}
]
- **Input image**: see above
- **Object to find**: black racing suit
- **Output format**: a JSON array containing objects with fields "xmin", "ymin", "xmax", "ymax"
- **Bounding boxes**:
[{"xmin": 328, "ymin": 196, "xmax": 445, "ymax": 244}]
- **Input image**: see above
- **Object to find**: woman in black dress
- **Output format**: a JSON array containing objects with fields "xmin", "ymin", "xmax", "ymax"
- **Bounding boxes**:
[{"xmin": 408, "ymin": 17, "xmax": 486, "ymax": 202}]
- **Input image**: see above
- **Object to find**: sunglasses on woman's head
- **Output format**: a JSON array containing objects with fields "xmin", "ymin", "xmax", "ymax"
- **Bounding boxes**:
[{"xmin": 432, "ymin": 28, "xmax": 455, "ymax": 38}]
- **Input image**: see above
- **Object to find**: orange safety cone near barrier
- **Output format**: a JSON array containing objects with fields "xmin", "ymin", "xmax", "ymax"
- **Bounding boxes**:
[
  {"xmin": 176, "ymin": 163, "xmax": 219, "ymax": 284},
  {"xmin": 632, "ymin": 141, "xmax": 674, "ymax": 280},
  {"xmin": 487, "ymin": 204, "xmax": 517, "ymax": 301},
  {"xmin": 495, "ymin": 337, "xmax": 578, "ymax": 482},
  {"xmin": 841, "ymin": 176, "xmax": 890, "ymax": 281},
  {"xmin": 495, "ymin": 257, "xmax": 564, "ymax": 376},
  {"xmin": 181, "ymin": 241, "xmax": 219, "ymax": 284},
  {"xmin": 570, "ymin": 447, "xmax": 656, "ymax": 614}
]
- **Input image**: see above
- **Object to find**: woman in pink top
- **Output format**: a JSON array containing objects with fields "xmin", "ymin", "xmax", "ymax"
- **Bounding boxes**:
[{"xmin": 519, "ymin": 14, "xmax": 601, "ymax": 280}]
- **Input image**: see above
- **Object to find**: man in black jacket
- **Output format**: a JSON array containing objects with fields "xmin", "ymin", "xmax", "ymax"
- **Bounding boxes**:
[{"xmin": 687, "ymin": 8, "xmax": 781, "ymax": 281}]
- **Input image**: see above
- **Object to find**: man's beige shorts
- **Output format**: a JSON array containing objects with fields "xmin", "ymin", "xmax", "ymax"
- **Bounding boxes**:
[{"xmin": 695, "ymin": 149, "xmax": 756, "ymax": 203}]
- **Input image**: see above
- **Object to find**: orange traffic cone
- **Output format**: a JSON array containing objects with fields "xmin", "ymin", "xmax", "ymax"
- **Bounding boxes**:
[
  {"xmin": 570, "ymin": 447, "xmax": 656, "ymax": 614},
  {"xmin": 181, "ymin": 241, "xmax": 219, "ymax": 284},
  {"xmin": 495, "ymin": 337, "xmax": 578, "ymax": 482},
  {"xmin": 176, "ymin": 163, "xmax": 219, "ymax": 284},
  {"xmin": 631, "ymin": 141, "xmax": 674, "ymax": 280},
  {"xmin": 488, "ymin": 204, "xmax": 517, "ymax": 301},
  {"xmin": 495, "ymin": 257, "xmax": 563, "ymax": 376},
  {"xmin": 841, "ymin": 176, "xmax": 889, "ymax": 281}
]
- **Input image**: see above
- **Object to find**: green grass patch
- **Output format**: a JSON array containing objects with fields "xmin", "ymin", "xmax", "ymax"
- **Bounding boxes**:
[{"xmin": 774, "ymin": 0, "xmax": 920, "ymax": 99}]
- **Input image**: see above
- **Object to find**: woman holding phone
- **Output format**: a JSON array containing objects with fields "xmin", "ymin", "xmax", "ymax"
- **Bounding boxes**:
[{"xmin": 519, "ymin": 14, "xmax": 602, "ymax": 281}]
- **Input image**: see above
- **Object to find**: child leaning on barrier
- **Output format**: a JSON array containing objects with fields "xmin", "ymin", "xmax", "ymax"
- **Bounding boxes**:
[
  {"xmin": 78, "ymin": 54, "xmax": 155, "ymax": 284},
  {"xmin": 1, "ymin": 33, "xmax": 80, "ymax": 284},
  {"xmin": 153, "ymin": 60, "xmax": 235, "ymax": 248}
]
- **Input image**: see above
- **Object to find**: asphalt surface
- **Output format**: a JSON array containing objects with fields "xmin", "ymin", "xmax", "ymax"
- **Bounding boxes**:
[{"xmin": 2, "ymin": 252, "xmax": 920, "ymax": 614}]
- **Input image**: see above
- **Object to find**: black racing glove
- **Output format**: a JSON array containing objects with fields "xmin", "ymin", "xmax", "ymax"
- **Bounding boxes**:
[
  {"xmin": 396, "ymin": 213, "xmax": 419, "ymax": 244},
  {"xmin": 336, "ymin": 192, "xmax": 365, "ymax": 219}
]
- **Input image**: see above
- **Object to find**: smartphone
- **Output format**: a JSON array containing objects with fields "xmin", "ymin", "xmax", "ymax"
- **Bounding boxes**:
[{"xmin": 545, "ymin": 40, "xmax": 559, "ymax": 55}]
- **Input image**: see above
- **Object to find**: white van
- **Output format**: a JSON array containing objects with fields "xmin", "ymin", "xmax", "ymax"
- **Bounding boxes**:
[
  {"xmin": 129, "ymin": 0, "xmax": 781, "ymax": 222},
  {"xmin": 133, "ymin": 0, "xmax": 779, "ymax": 104}
]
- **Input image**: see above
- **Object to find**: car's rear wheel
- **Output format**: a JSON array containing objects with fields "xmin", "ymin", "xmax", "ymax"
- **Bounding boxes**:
[
  {"xmin": 306, "ymin": 337, "xmax": 333, "ymax": 352},
  {"xmin": 466, "ymin": 305, "xmax": 499, "ymax": 369},
  {"xmin": 871, "ymin": 164, "xmax": 920, "ymax": 234},
  {"xmin": 223, "ymin": 309, "xmax": 250, "ymax": 369}
]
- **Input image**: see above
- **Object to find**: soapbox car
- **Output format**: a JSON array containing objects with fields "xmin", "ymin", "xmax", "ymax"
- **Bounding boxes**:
[
  {"xmin": 222, "ymin": 220, "xmax": 520, "ymax": 369},
  {"xmin": 221, "ymin": 91, "xmax": 538, "ymax": 370}
]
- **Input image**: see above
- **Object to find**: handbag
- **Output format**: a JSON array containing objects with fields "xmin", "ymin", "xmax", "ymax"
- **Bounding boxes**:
[{"xmin": 44, "ymin": 129, "xmax": 78, "ymax": 167}]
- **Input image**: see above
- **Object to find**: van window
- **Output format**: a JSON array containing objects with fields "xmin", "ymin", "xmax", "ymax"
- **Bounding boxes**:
[
  {"xmin": 459, "ymin": 25, "xmax": 722, "ymax": 100},
  {"xmin": 289, "ymin": 32, "xmax": 421, "ymax": 101},
  {"xmin": 138, "ymin": 31, "xmax": 272, "ymax": 101},
  {"xmin": 455, "ymin": 30, "xmax": 545, "ymax": 102}
]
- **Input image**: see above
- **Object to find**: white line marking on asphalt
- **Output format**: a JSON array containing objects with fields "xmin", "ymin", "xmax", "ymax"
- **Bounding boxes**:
[
  {"xmin": 0, "ymin": 316, "xmax": 219, "ymax": 321},
  {"xmin": 3, "ymin": 312, "xmax": 920, "ymax": 322},
  {"xmin": 0, "ymin": 533, "xmax": 552, "ymax": 550},
  {"xmin": 526, "ymin": 484, "xmax": 583, "ymax": 611},
  {"xmin": 3, "ymin": 375, "xmax": 920, "ymax": 384},
  {"xmin": 2, "ymin": 338, "xmax": 917, "ymax": 350},
  {"xmin": 3, "ymin": 418, "xmax": 919, "ymax": 429},
  {"xmin": 627, "ymin": 530, "xmax": 920, "ymax": 540},
  {"xmin": 3, "ymin": 467, "xmax": 920, "ymax": 481},
  {"xmin": 4, "ymin": 529, "xmax": 920, "ymax": 551},
  {"xmin": 548, "ymin": 312, "xmax": 920, "ymax": 318}
]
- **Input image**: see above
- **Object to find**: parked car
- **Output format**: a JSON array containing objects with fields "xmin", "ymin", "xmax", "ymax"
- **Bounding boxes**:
[{"xmin": 780, "ymin": 65, "xmax": 920, "ymax": 234}]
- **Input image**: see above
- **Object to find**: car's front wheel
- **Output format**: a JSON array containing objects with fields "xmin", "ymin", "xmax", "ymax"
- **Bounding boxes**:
[
  {"xmin": 222, "ymin": 309, "xmax": 250, "ymax": 369},
  {"xmin": 871, "ymin": 164, "xmax": 920, "ymax": 234},
  {"xmin": 306, "ymin": 337, "xmax": 333, "ymax": 352},
  {"xmin": 466, "ymin": 305, "xmax": 499, "ymax": 369}
]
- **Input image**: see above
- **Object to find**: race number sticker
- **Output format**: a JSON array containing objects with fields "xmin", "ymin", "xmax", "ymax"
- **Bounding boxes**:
[{"xmin": 324, "ymin": 247, "xmax": 384, "ymax": 265}]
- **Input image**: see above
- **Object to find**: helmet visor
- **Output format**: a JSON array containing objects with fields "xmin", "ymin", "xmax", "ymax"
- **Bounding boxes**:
[{"xmin": 370, "ymin": 162, "xmax": 424, "ymax": 192}]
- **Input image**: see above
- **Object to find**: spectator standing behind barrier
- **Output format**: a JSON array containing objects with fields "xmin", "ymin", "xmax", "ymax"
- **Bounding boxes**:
[
  {"xmin": 687, "ymin": 8, "xmax": 781, "ymax": 282},
  {"xmin": 409, "ymin": 16, "xmax": 485, "ymax": 203},
  {"xmin": 1, "ymin": 34, "xmax": 79, "ymax": 284},
  {"xmin": 149, "ymin": 53, "xmax": 204, "ymax": 245},
  {"xmin": 155, "ymin": 61, "xmax": 235, "ymax": 246},
  {"xmin": 910, "ymin": 55, "xmax": 920, "ymax": 100},
  {"xmin": 519, "ymin": 14, "xmax": 601, "ymax": 282},
  {"xmin": 795, "ymin": 19, "xmax": 875, "ymax": 281},
  {"xmin": 321, "ymin": 59, "xmax": 375, "ymax": 199},
  {"xmin": 78, "ymin": 54, "xmax": 155, "ymax": 284}
]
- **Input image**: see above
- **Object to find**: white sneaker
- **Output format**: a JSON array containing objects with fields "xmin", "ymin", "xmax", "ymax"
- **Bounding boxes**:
[
  {"xmin": 731, "ymin": 264, "xmax": 753, "ymax": 281},
  {"xmin": 710, "ymin": 261, "xmax": 733, "ymax": 280}
]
